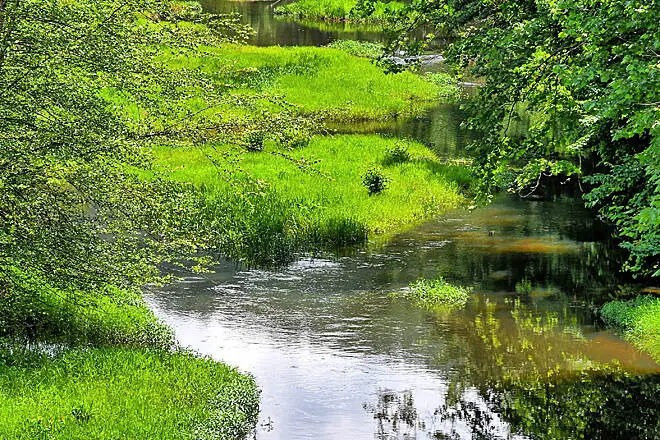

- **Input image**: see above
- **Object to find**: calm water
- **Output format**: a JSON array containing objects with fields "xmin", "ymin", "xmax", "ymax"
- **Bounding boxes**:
[
  {"xmin": 200, "ymin": 0, "xmax": 386, "ymax": 46},
  {"xmin": 148, "ymin": 3, "xmax": 660, "ymax": 439},
  {"xmin": 148, "ymin": 195, "xmax": 659, "ymax": 439}
]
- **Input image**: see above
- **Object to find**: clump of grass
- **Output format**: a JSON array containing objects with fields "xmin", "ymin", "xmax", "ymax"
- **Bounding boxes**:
[
  {"xmin": 402, "ymin": 277, "xmax": 473, "ymax": 309},
  {"xmin": 0, "ymin": 347, "xmax": 259, "ymax": 440},
  {"xmin": 382, "ymin": 140, "xmax": 411, "ymax": 165},
  {"xmin": 326, "ymin": 39, "xmax": 384, "ymax": 58},
  {"xmin": 600, "ymin": 295, "xmax": 660, "ymax": 362}
]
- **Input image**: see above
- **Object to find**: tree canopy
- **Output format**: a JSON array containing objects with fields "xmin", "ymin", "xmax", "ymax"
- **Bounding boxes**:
[
  {"xmin": 0, "ymin": 0, "xmax": 259, "ymax": 333},
  {"xmin": 385, "ymin": 0, "xmax": 659, "ymax": 277}
]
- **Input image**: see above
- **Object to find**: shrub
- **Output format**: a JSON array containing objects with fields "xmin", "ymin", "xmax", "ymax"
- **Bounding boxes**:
[
  {"xmin": 362, "ymin": 166, "xmax": 390, "ymax": 195},
  {"xmin": 382, "ymin": 141, "xmax": 411, "ymax": 165}
]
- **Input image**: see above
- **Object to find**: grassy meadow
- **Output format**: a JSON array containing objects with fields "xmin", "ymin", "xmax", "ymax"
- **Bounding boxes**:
[
  {"xmin": 152, "ymin": 135, "xmax": 468, "ymax": 264},
  {"xmin": 163, "ymin": 44, "xmax": 455, "ymax": 122}
]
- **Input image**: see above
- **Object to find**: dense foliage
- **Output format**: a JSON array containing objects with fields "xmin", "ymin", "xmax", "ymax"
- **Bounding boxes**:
[{"xmin": 385, "ymin": 0, "xmax": 659, "ymax": 276}]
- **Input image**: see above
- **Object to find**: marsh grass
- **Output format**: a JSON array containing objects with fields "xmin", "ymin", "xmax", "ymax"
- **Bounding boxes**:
[
  {"xmin": 274, "ymin": 0, "xmax": 405, "ymax": 22},
  {"xmin": 600, "ymin": 295, "xmax": 660, "ymax": 362},
  {"xmin": 400, "ymin": 277, "xmax": 473, "ymax": 310},
  {"xmin": 153, "ymin": 135, "xmax": 466, "ymax": 264},
  {"xmin": 0, "ymin": 347, "xmax": 259, "ymax": 440}
]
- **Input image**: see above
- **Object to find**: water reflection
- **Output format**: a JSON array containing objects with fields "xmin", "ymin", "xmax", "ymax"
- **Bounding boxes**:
[
  {"xmin": 148, "ymin": 195, "xmax": 658, "ymax": 440},
  {"xmin": 200, "ymin": 0, "xmax": 386, "ymax": 46},
  {"xmin": 334, "ymin": 103, "xmax": 477, "ymax": 160}
]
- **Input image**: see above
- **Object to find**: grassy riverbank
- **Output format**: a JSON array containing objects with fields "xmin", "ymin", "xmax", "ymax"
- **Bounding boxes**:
[
  {"xmin": 600, "ymin": 295, "xmax": 660, "ymax": 362},
  {"xmin": 0, "ymin": 347, "xmax": 258, "ymax": 440},
  {"xmin": 0, "ymin": 273, "xmax": 260, "ymax": 439},
  {"xmin": 152, "ymin": 135, "xmax": 468, "ymax": 264},
  {"xmin": 165, "ymin": 44, "xmax": 455, "ymax": 121},
  {"xmin": 275, "ymin": 0, "xmax": 404, "ymax": 22}
]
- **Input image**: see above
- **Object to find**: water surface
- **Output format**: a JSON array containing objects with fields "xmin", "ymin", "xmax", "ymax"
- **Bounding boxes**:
[
  {"xmin": 148, "ymin": 196, "xmax": 659, "ymax": 440},
  {"xmin": 149, "ymin": 3, "xmax": 660, "ymax": 438}
]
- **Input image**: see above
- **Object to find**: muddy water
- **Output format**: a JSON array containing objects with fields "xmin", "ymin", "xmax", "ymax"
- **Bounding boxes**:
[{"xmin": 148, "ymin": 2, "xmax": 660, "ymax": 439}]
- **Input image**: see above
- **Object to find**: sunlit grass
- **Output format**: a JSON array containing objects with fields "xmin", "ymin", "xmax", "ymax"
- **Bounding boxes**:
[
  {"xmin": 0, "ymin": 347, "xmax": 259, "ymax": 440},
  {"xmin": 164, "ymin": 44, "xmax": 448, "ymax": 121},
  {"xmin": 396, "ymin": 277, "xmax": 473, "ymax": 310},
  {"xmin": 600, "ymin": 295, "xmax": 660, "ymax": 362},
  {"xmin": 154, "ymin": 134, "xmax": 465, "ymax": 233},
  {"xmin": 275, "ymin": 0, "xmax": 405, "ymax": 22}
]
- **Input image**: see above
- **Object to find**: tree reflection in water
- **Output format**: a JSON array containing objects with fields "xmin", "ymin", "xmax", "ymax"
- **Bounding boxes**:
[{"xmin": 364, "ymin": 298, "xmax": 659, "ymax": 440}]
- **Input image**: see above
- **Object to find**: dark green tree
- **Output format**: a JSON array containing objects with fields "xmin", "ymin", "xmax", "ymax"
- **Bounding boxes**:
[{"xmin": 385, "ymin": 0, "xmax": 659, "ymax": 276}]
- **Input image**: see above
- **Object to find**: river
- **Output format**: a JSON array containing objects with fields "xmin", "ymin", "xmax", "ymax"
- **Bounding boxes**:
[{"xmin": 147, "ymin": 2, "xmax": 660, "ymax": 439}]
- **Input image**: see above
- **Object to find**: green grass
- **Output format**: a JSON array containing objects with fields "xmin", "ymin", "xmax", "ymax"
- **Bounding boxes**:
[
  {"xmin": 600, "ymin": 295, "xmax": 660, "ymax": 362},
  {"xmin": 165, "ymin": 44, "xmax": 449, "ymax": 121},
  {"xmin": 326, "ymin": 39, "xmax": 384, "ymax": 58},
  {"xmin": 398, "ymin": 277, "xmax": 473, "ymax": 310},
  {"xmin": 0, "ymin": 347, "xmax": 259, "ymax": 440},
  {"xmin": 0, "ymin": 267, "xmax": 174, "ymax": 347},
  {"xmin": 151, "ymin": 135, "xmax": 468, "ymax": 264},
  {"xmin": 275, "ymin": 0, "xmax": 405, "ymax": 22}
]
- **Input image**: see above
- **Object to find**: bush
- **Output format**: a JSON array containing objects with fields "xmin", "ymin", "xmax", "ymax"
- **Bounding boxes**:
[
  {"xmin": 362, "ymin": 166, "xmax": 390, "ymax": 195},
  {"xmin": 382, "ymin": 141, "xmax": 411, "ymax": 165}
]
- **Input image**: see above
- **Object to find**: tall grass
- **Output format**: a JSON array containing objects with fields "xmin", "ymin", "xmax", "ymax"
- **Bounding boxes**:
[
  {"xmin": 275, "ymin": 0, "xmax": 405, "ymax": 22},
  {"xmin": 600, "ymin": 295, "xmax": 660, "ymax": 362},
  {"xmin": 0, "ymin": 347, "xmax": 259, "ymax": 440},
  {"xmin": 152, "ymin": 135, "xmax": 468, "ymax": 265},
  {"xmin": 0, "ymin": 267, "xmax": 174, "ymax": 347}
]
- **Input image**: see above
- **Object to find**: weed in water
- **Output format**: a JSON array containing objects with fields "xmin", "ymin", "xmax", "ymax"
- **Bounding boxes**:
[{"xmin": 402, "ymin": 277, "xmax": 473, "ymax": 310}]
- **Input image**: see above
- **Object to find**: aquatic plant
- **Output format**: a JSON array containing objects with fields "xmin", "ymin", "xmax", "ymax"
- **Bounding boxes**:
[{"xmin": 404, "ymin": 277, "xmax": 472, "ymax": 309}]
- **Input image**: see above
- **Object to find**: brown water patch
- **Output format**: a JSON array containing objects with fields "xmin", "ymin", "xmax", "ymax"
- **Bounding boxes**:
[
  {"xmin": 493, "ymin": 237, "xmax": 578, "ymax": 254},
  {"xmin": 454, "ymin": 233, "xmax": 578, "ymax": 254},
  {"xmin": 585, "ymin": 331, "xmax": 660, "ymax": 373}
]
